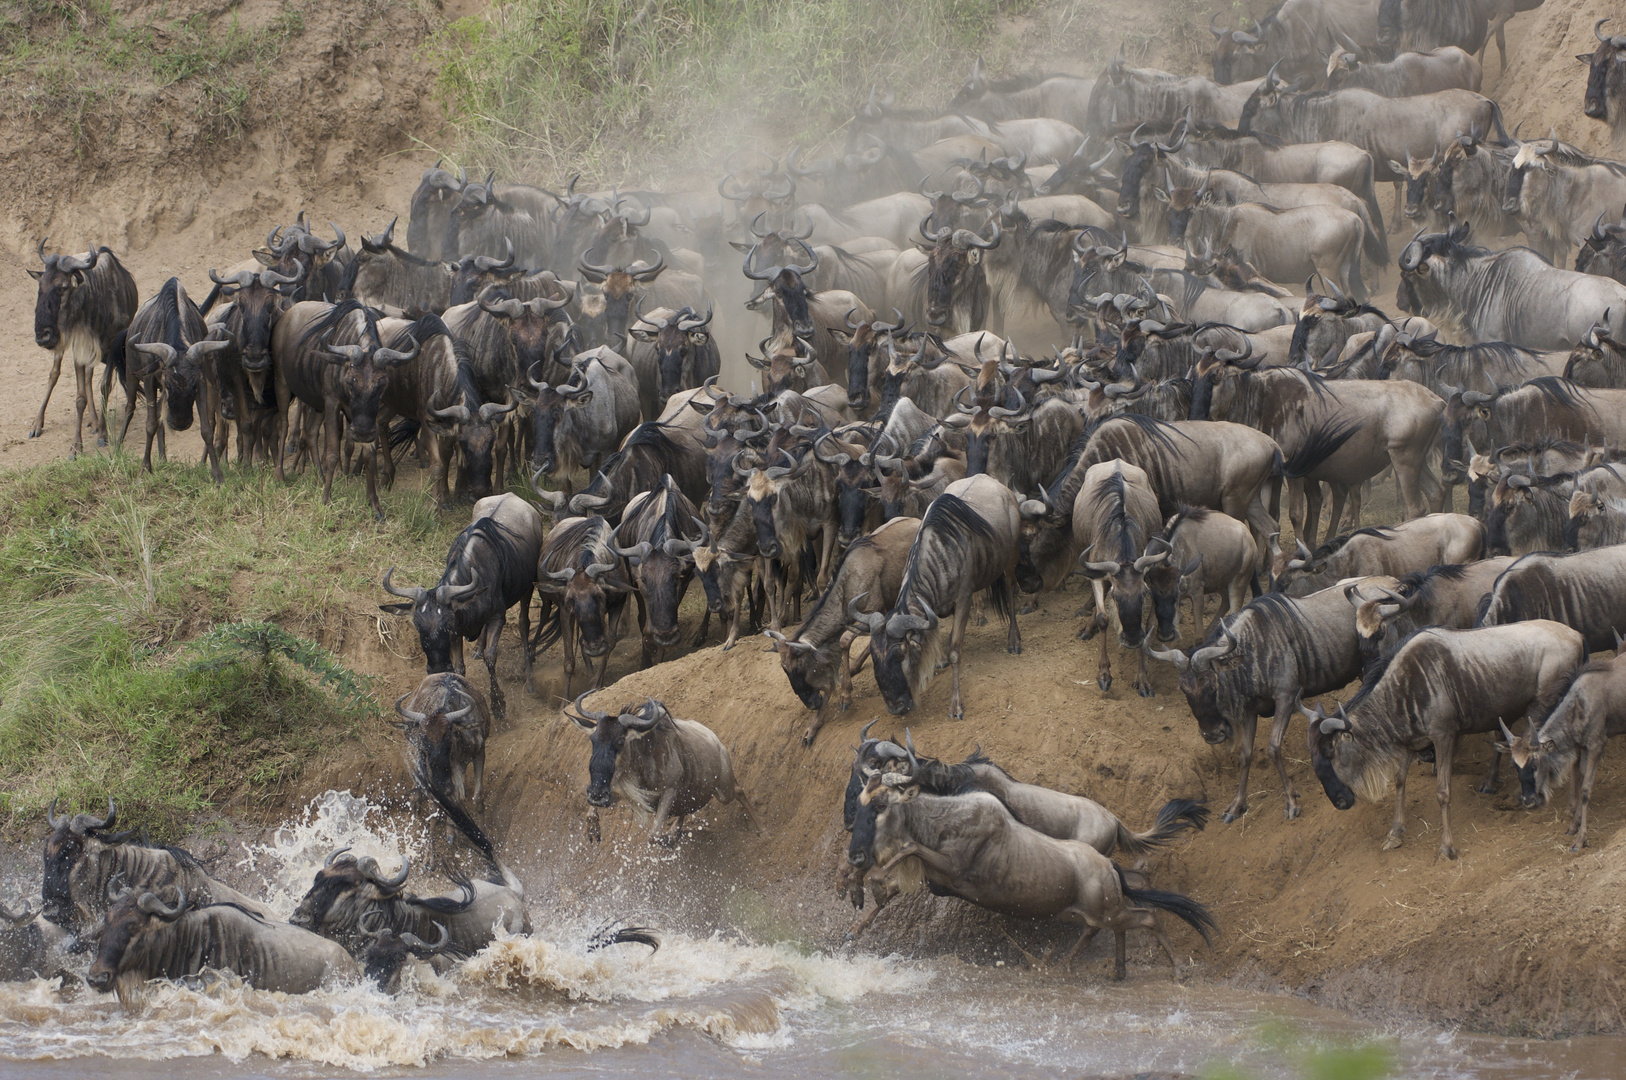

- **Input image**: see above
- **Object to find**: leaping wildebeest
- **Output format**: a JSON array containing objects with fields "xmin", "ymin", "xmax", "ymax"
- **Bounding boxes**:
[
  {"xmin": 1301, "ymin": 620, "xmax": 1585, "ymax": 858},
  {"xmin": 566, "ymin": 692, "xmax": 765, "ymax": 843},
  {"xmin": 28, "ymin": 239, "xmax": 138, "ymax": 455}
]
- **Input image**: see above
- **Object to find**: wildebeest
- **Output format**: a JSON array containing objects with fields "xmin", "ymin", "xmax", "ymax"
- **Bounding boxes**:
[
  {"xmin": 88, "ymin": 889, "xmax": 358, "ymax": 1000},
  {"xmin": 1177, "ymin": 182, "xmax": 1367, "ymax": 300},
  {"xmin": 290, "ymin": 823, "xmax": 528, "ymax": 959},
  {"xmin": 381, "ymin": 493, "xmax": 546, "ymax": 718},
  {"xmin": 851, "ymin": 773, "xmax": 1215, "ymax": 979},
  {"xmin": 1273, "ymin": 514, "xmax": 1483, "ymax": 595},
  {"xmin": 853, "ymin": 474, "xmax": 1021, "ymax": 721},
  {"xmin": 0, "ymin": 900, "xmax": 48, "ymax": 982},
  {"xmin": 1072, "ymin": 460, "xmax": 1166, "ymax": 696},
  {"xmin": 1326, "ymin": 43, "xmax": 1481, "ymax": 96},
  {"xmin": 525, "ymin": 348, "xmax": 642, "ymax": 496},
  {"xmin": 28, "ymin": 240, "xmax": 139, "ymax": 455},
  {"xmin": 1347, "ymin": 556, "xmax": 1516, "ymax": 658},
  {"xmin": 1581, "ymin": 19, "xmax": 1626, "ymax": 128},
  {"xmin": 533, "ymin": 514, "xmax": 633, "ymax": 696},
  {"xmin": 391, "ymin": 671, "xmax": 490, "ymax": 809},
  {"xmin": 916, "ymin": 218, "xmax": 1001, "ymax": 333},
  {"xmin": 566, "ymin": 692, "xmax": 765, "ymax": 843},
  {"xmin": 203, "ymin": 264, "xmax": 302, "ymax": 465},
  {"xmin": 1484, "ymin": 472, "xmax": 1571, "ymax": 556},
  {"xmin": 121, "ymin": 278, "xmax": 233, "ymax": 481},
  {"xmin": 1302, "ymin": 620, "xmax": 1584, "ymax": 858},
  {"xmin": 624, "ymin": 304, "xmax": 720, "ymax": 422},
  {"xmin": 567, "ymin": 402, "xmax": 712, "ymax": 524},
  {"xmin": 1506, "ymin": 646, "xmax": 1626, "ymax": 849},
  {"xmin": 1503, "ymin": 138, "xmax": 1626, "ymax": 268},
  {"xmin": 765, "ymin": 516, "xmax": 921, "ymax": 745},
  {"xmin": 40, "ymin": 798, "xmax": 274, "ymax": 938},
  {"xmin": 1149, "ymin": 578, "xmax": 1392, "ymax": 822},
  {"xmin": 613, "ymin": 474, "xmax": 708, "ymax": 667},
  {"xmin": 1376, "ymin": 0, "xmax": 1487, "ymax": 61},
  {"xmin": 1439, "ymin": 377, "xmax": 1626, "ymax": 484},
  {"xmin": 946, "ymin": 58, "xmax": 1095, "ymax": 129},
  {"xmin": 1398, "ymin": 224, "xmax": 1626, "ymax": 350},
  {"xmin": 1566, "ymin": 489, "xmax": 1626, "ymax": 551},
  {"xmin": 1144, "ymin": 506, "xmax": 1262, "ymax": 643},
  {"xmin": 1478, "ymin": 545, "xmax": 1626, "ymax": 653},
  {"xmin": 1087, "ymin": 54, "xmax": 1262, "ymax": 135},
  {"xmin": 1564, "ymin": 317, "xmax": 1626, "ymax": 384}
]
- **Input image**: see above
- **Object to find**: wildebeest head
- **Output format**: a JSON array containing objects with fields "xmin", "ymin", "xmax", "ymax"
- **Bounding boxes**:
[
  {"xmin": 1484, "ymin": 472, "xmax": 1541, "ymax": 555},
  {"xmin": 1503, "ymin": 136, "xmax": 1561, "ymax": 215},
  {"xmin": 691, "ymin": 540, "xmax": 744, "ymax": 618},
  {"xmin": 131, "ymin": 340, "xmax": 234, "ymax": 433},
  {"xmin": 856, "ymin": 598, "xmax": 941, "ymax": 716},
  {"xmin": 1078, "ymin": 532, "xmax": 1158, "ymax": 650},
  {"xmin": 1037, "ymin": 136, "xmax": 1117, "ymax": 201},
  {"xmin": 526, "ymin": 361, "xmax": 596, "ymax": 477},
  {"xmin": 322, "ymin": 323, "xmax": 419, "ymax": 444},
  {"xmin": 578, "ymin": 248, "xmax": 665, "ymax": 348},
  {"xmin": 449, "ymin": 238, "xmax": 528, "ymax": 307},
  {"xmin": 629, "ymin": 303, "xmax": 713, "ymax": 401},
  {"xmin": 1211, "ymin": 14, "xmax": 1267, "ymax": 84},
  {"xmin": 431, "ymin": 381, "xmax": 517, "ymax": 503},
  {"xmin": 745, "ymin": 331, "xmax": 820, "ymax": 395},
  {"xmin": 360, "ymin": 914, "xmax": 450, "ymax": 992},
  {"xmin": 288, "ymin": 848, "xmax": 412, "ymax": 940},
  {"xmin": 1344, "ymin": 580, "xmax": 1414, "ymax": 660},
  {"xmin": 816, "ymin": 429, "xmax": 878, "ymax": 547},
  {"xmin": 1236, "ymin": 62, "xmax": 1293, "ymax": 134},
  {"xmin": 1395, "ymin": 221, "xmax": 1475, "ymax": 322},
  {"xmin": 1388, "ymin": 154, "xmax": 1438, "ymax": 221},
  {"xmin": 743, "ymin": 242, "xmax": 819, "ymax": 339},
  {"xmin": 842, "ymin": 720, "xmax": 910, "ymax": 837},
  {"xmin": 541, "ymin": 538, "xmax": 633, "ymax": 659},
  {"xmin": 1300, "ymin": 698, "xmax": 1360, "ymax": 810},
  {"xmin": 941, "ymin": 386, "xmax": 1027, "ymax": 476},
  {"xmin": 920, "ymin": 218, "xmax": 999, "ymax": 328},
  {"xmin": 567, "ymin": 693, "xmax": 670, "ymax": 809},
  {"xmin": 1148, "ymin": 622, "xmax": 1243, "ymax": 743},
  {"xmin": 1143, "ymin": 540, "xmax": 1203, "ymax": 643},
  {"xmin": 1575, "ymin": 215, "xmax": 1626, "ymax": 281},
  {"xmin": 829, "ymin": 307, "xmax": 903, "ymax": 410},
  {"xmin": 40, "ymin": 797, "xmax": 117, "ymax": 928},
  {"xmin": 1582, "ymin": 19, "xmax": 1626, "ymax": 122},
  {"xmin": 29, "ymin": 239, "xmax": 102, "ymax": 350},
  {"xmin": 381, "ymin": 564, "xmax": 482, "ymax": 673},
  {"xmin": 262, "ymin": 216, "xmax": 347, "ymax": 301},
  {"xmin": 1153, "ymin": 167, "xmax": 1210, "ymax": 241},
  {"xmin": 208, "ymin": 264, "xmax": 301, "ymax": 378},
  {"xmin": 477, "ymin": 286, "xmax": 573, "ymax": 383},
  {"xmin": 719, "ymin": 160, "xmax": 797, "ymax": 237},
  {"xmin": 390, "ymin": 685, "xmax": 479, "ymax": 799},
  {"xmin": 850, "ymin": 757, "xmax": 925, "ymax": 866},
  {"xmin": 740, "ymin": 454, "xmax": 802, "ymax": 560},
  {"xmin": 408, "ymin": 161, "xmax": 467, "ymax": 254},
  {"xmin": 86, "ymin": 885, "xmax": 187, "ymax": 995},
  {"xmin": 442, "ymin": 173, "xmax": 501, "ymax": 255},
  {"xmin": 1438, "ymin": 385, "xmax": 1496, "ymax": 483},
  {"xmin": 616, "ymin": 485, "xmax": 703, "ymax": 650},
  {"xmin": 1114, "ymin": 123, "xmax": 1185, "ymax": 221}
]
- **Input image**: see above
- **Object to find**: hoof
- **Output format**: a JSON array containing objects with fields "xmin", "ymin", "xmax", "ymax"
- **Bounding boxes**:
[
  {"xmin": 1008, "ymin": 643, "xmax": 1023, "ymax": 655},
  {"xmin": 1439, "ymin": 845, "xmax": 1458, "ymax": 860},
  {"xmin": 722, "ymin": 641, "xmax": 736, "ymax": 652},
  {"xmin": 1097, "ymin": 675, "xmax": 1111, "ymax": 692},
  {"xmin": 27, "ymin": 428, "xmax": 42, "ymax": 439},
  {"xmin": 801, "ymin": 729, "xmax": 817, "ymax": 747},
  {"xmin": 1221, "ymin": 807, "xmax": 1244, "ymax": 824},
  {"xmin": 1283, "ymin": 804, "xmax": 1300, "ymax": 821},
  {"xmin": 1136, "ymin": 683, "xmax": 1154, "ymax": 698},
  {"xmin": 948, "ymin": 710, "xmax": 964, "ymax": 721},
  {"xmin": 1570, "ymin": 840, "xmax": 1587, "ymax": 853},
  {"xmin": 1381, "ymin": 833, "xmax": 1403, "ymax": 851},
  {"xmin": 1476, "ymin": 782, "xmax": 1498, "ymax": 795}
]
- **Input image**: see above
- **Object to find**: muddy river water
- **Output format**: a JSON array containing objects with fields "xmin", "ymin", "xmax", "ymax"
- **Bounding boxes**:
[{"xmin": 3, "ymin": 794, "xmax": 1621, "ymax": 1079}]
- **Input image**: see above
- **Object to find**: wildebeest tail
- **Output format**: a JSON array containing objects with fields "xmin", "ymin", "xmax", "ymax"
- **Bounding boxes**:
[
  {"xmin": 388, "ymin": 417, "xmax": 421, "ymax": 454},
  {"xmin": 588, "ymin": 921, "xmax": 661, "ymax": 953},
  {"xmin": 532, "ymin": 603, "xmax": 564, "ymax": 654},
  {"xmin": 106, "ymin": 330, "xmax": 128, "ymax": 383},
  {"xmin": 1488, "ymin": 100, "xmax": 1509, "ymax": 144},
  {"xmin": 1361, "ymin": 210, "xmax": 1390, "ymax": 267},
  {"xmin": 1116, "ymin": 866, "xmax": 1216, "ymax": 946},
  {"xmin": 418, "ymin": 769, "xmax": 523, "ymax": 898},
  {"xmin": 1114, "ymin": 798, "xmax": 1209, "ymax": 856},
  {"xmin": 1280, "ymin": 419, "xmax": 1360, "ymax": 480}
]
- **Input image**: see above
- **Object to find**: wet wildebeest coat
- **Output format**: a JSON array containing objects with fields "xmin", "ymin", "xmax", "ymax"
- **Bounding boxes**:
[
  {"xmin": 766, "ymin": 516, "xmax": 921, "ymax": 746},
  {"xmin": 1150, "ymin": 577, "xmax": 1396, "ymax": 822},
  {"xmin": 613, "ymin": 475, "xmax": 708, "ymax": 667},
  {"xmin": 526, "ymin": 348, "xmax": 642, "ymax": 498},
  {"xmin": 88, "ymin": 891, "xmax": 358, "ymax": 1000},
  {"xmin": 567, "ymin": 693, "xmax": 765, "ymax": 843},
  {"xmin": 0, "ymin": 902, "xmax": 48, "ymax": 981},
  {"xmin": 1302, "ymin": 621, "xmax": 1584, "ymax": 859},
  {"xmin": 1477, "ymin": 546, "xmax": 1626, "ymax": 654},
  {"xmin": 1348, "ymin": 556, "xmax": 1516, "ymax": 659},
  {"xmin": 1508, "ymin": 647, "xmax": 1626, "ymax": 850},
  {"xmin": 852, "ymin": 778, "xmax": 1216, "ymax": 979},
  {"xmin": 855, "ymin": 474, "xmax": 1022, "ymax": 721},
  {"xmin": 29, "ymin": 241, "xmax": 138, "ymax": 455},
  {"xmin": 39, "ymin": 799, "xmax": 275, "ymax": 938},
  {"xmin": 1144, "ymin": 506, "xmax": 1261, "ymax": 644},
  {"xmin": 381, "ymin": 493, "xmax": 546, "ymax": 719},
  {"xmin": 1397, "ymin": 225, "xmax": 1626, "ymax": 350},
  {"xmin": 122, "ymin": 278, "xmax": 233, "ymax": 481},
  {"xmin": 391, "ymin": 671, "xmax": 490, "ymax": 809},
  {"xmin": 1273, "ymin": 513, "xmax": 1484, "ymax": 595}
]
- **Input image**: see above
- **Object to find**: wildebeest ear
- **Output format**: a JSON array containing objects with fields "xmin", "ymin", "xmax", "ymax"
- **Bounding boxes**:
[
  {"xmin": 1578, "ymin": 54, "xmax": 1596, "ymax": 63},
  {"xmin": 828, "ymin": 328, "xmax": 851, "ymax": 345},
  {"xmin": 729, "ymin": 241, "xmax": 754, "ymax": 253},
  {"xmin": 26, "ymin": 268, "xmax": 42, "ymax": 281},
  {"xmin": 565, "ymin": 390, "xmax": 594, "ymax": 407},
  {"xmin": 252, "ymin": 249, "xmax": 277, "ymax": 267},
  {"xmin": 379, "ymin": 601, "xmax": 414, "ymax": 615}
]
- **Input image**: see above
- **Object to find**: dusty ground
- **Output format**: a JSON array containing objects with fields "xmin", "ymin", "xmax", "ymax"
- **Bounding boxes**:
[{"xmin": 3, "ymin": 0, "xmax": 1623, "ymax": 1042}]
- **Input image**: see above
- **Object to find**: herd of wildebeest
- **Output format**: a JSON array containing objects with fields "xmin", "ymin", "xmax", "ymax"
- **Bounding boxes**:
[{"xmin": 14, "ymin": 0, "xmax": 1626, "ymax": 1000}]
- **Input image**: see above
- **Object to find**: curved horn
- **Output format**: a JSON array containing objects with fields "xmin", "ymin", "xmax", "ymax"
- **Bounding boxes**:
[
  {"xmin": 137, "ymin": 889, "xmax": 186, "ymax": 919},
  {"xmin": 394, "ymin": 694, "xmax": 430, "ymax": 724},
  {"xmin": 324, "ymin": 846, "xmax": 352, "ymax": 869}
]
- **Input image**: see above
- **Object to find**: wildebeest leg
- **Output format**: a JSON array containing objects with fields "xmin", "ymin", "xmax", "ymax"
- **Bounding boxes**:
[
  {"xmin": 363, "ymin": 445, "xmax": 385, "ymax": 521},
  {"xmin": 451, "ymin": 634, "xmax": 466, "ymax": 677},
  {"xmin": 1392, "ymin": 449, "xmax": 1426, "ymax": 521},
  {"xmin": 818, "ymin": 524, "xmax": 837, "ymax": 592},
  {"xmin": 1476, "ymin": 733, "xmax": 1503, "ymax": 794},
  {"xmin": 197, "ymin": 383, "xmax": 225, "ymax": 484},
  {"xmin": 1434, "ymin": 734, "xmax": 1459, "ymax": 859},
  {"xmin": 948, "ymin": 588, "xmax": 974, "ymax": 721},
  {"xmin": 1269, "ymin": 696, "xmax": 1301, "ymax": 820},
  {"xmin": 1571, "ymin": 749, "xmax": 1598, "ymax": 851},
  {"xmin": 96, "ymin": 357, "xmax": 116, "ymax": 446},
  {"xmin": 117, "ymin": 369, "xmax": 144, "ymax": 450},
  {"xmin": 561, "ymin": 612, "xmax": 577, "ymax": 699},
  {"xmin": 1302, "ymin": 482, "xmax": 1324, "ymax": 550},
  {"xmin": 1098, "ymin": 622, "xmax": 1113, "ymax": 692},
  {"xmin": 483, "ymin": 620, "xmax": 505, "ymax": 721},
  {"xmin": 320, "ymin": 406, "xmax": 342, "ymax": 504},
  {"xmin": 727, "ymin": 779, "xmax": 767, "ymax": 834},
  {"xmin": 1390, "ymin": 180, "xmax": 1405, "ymax": 232},
  {"xmin": 634, "ymin": 592, "xmax": 654, "ymax": 668},
  {"xmin": 648, "ymin": 788, "xmax": 679, "ymax": 843},
  {"xmin": 471, "ymin": 745, "xmax": 485, "ymax": 807},
  {"xmin": 1004, "ymin": 572, "xmax": 1022, "ymax": 655},
  {"xmin": 592, "ymin": 646, "xmax": 612, "ymax": 690},
  {"xmin": 71, "ymin": 362, "xmax": 93, "ymax": 457},
  {"xmin": 1134, "ymin": 642, "xmax": 1154, "ymax": 698},
  {"xmin": 1060, "ymin": 924, "xmax": 1102, "ymax": 971},
  {"xmin": 1324, "ymin": 485, "xmax": 1348, "ymax": 539},
  {"xmin": 843, "ymin": 632, "xmax": 871, "ymax": 701},
  {"xmin": 142, "ymin": 381, "xmax": 162, "ymax": 473},
  {"xmin": 1383, "ymin": 752, "xmax": 1412, "ymax": 850},
  {"xmin": 1225, "ymin": 715, "xmax": 1258, "ymax": 823},
  {"xmin": 877, "ymin": 839, "xmax": 955, "ymax": 877},
  {"xmin": 30, "ymin": 351, "xmax": 63, "ymax": 440}
]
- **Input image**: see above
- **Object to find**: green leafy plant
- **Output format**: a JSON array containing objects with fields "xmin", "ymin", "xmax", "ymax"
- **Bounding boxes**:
[{"xmin": 187, "ymin": 620, "xmax": 377, "ymax": 709}]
